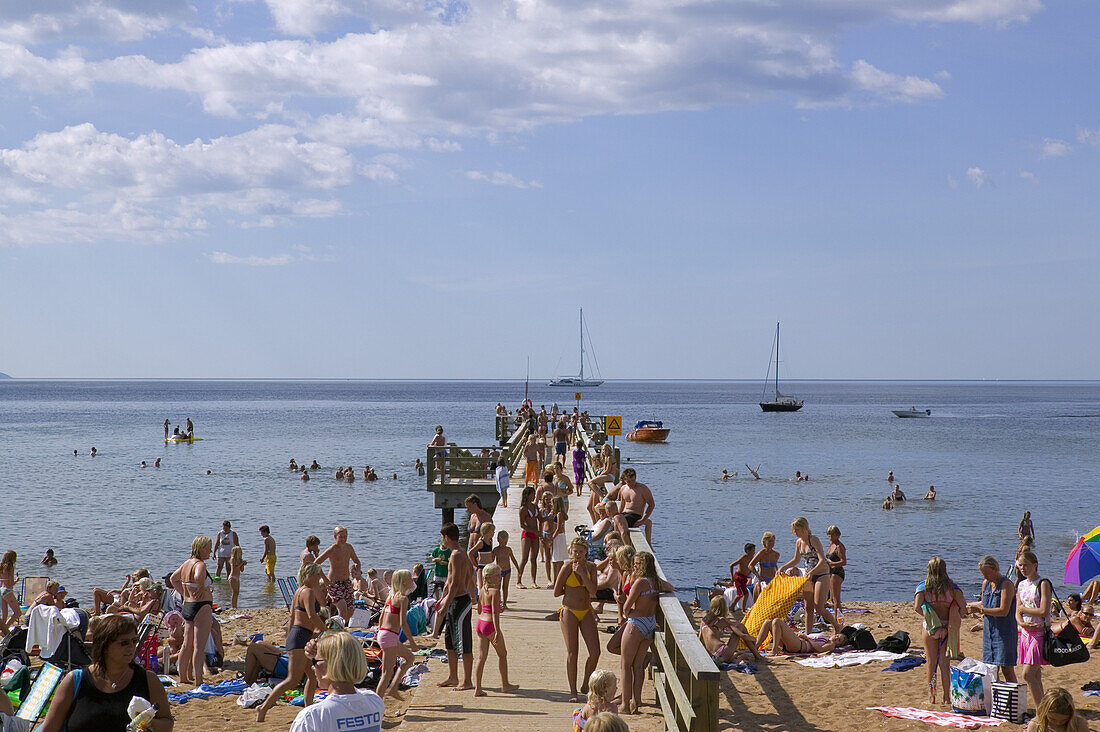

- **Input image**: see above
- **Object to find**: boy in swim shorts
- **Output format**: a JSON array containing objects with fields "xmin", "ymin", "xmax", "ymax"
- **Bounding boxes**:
[
  {"xmin": 727, "ymin": 543, "xmax": 756, "ymax": 613},
  {"xmin": 259, "ymin": 525, "xmax": 276, "ymax": 583}
]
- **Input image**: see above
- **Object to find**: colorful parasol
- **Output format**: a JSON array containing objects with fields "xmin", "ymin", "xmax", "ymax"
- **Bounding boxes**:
[{"xmin": 1064, "ymin": 526, "xmax": 1100, "ymax": 586}]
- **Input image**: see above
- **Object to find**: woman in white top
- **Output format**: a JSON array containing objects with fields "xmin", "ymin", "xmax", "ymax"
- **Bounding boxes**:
[
  {"xmin": 289, "ymin": 632, "xmax": 384, "ymax": 732},
  {"xmin": 214, "ymin": 521, "xmax": 238, "ymax": 579},
  {"xmin": 1016, "ymin": 550, "xmax": 1051, "ymax": 711}
]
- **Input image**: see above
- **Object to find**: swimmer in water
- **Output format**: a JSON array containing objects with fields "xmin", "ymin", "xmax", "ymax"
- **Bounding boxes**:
[
  {"xmin": 721, "ymin": 469, "xmax": 734, "ymax": 481},
  {"xmin": 925, "ymin": 485, "xmax": 936, "ymax": 500},
  {"xmin": 301, "ymin": 470, "xmax": 310, "ymax": 482},
  {"xmin": 154, "ymin": 457, "xmax": 161, "ymax": 468},
  {"xmin": 206, "ymin": 470, "xmax": 212, "ymax": 475},
  {"xmin": 90, "ymin": 447, "xmax": 97, "ymax": 457},
  {"xmin": 141, "ymin": 461, "xmax": 147, "ymax": 468},
  {"xmin": 745, "ymin": 464, "xmax": 761, "ymax": 480},
  {"xmin": 310, "ymin": 460, "xmax": 320, "ymax": 470},
  {"xmin": 891, "ymin": 484, "xmax": 906, "ymax": 501},
  {"xmin": 887, "ymin": 470, "xmax": 894, "ymax": 483},
  {"xmin": 882, "ymin": 496, "xmax": 893, "ymax": 510}
]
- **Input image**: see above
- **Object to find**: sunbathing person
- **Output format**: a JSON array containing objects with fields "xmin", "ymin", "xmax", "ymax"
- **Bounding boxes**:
[
  {"xmin": 697, "ymin": 597, "xmax": 762, "ymax": 664},
  {"xmin": 242, "ymin": 640, "xmax": 292, "ymax": 684},
  {"xmin": 754, "ymin": 618, "xmax": 845, "ymax": 656},
  {"xmin": 97, "ymin": 578, "xmax": 161, "ymax": 621},
  {"xmin": 30, "ymin": 581, "xmax": 68, "ymax": 612},
  {"xmin": 91, "ymin": 570, "xmax": 147, "ymax": 615}
]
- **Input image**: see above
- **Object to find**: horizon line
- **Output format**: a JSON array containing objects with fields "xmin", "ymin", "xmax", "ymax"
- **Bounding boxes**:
[{"xmin": 2, "ymin": 377, "xmax": 1099, "ymax": 384}]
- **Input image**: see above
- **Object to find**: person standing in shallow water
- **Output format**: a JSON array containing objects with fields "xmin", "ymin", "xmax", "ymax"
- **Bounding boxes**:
[{"xmin": 1019, "ymin": 511, "xmax": 1035, "ymax": 544}]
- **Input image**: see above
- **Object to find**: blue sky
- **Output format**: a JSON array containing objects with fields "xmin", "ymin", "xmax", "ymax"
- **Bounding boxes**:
[{"xmin": 0, "ymin": 0, "xmax": 1097, "ymax": 379}]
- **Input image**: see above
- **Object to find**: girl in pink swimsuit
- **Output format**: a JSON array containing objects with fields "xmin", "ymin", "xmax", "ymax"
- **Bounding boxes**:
[
  {"xmin": 374, "ymin": 570, "xmax": 419, "ymax": 701},
  {"xmin": 474, "ymin": 564, "xmax": 518, "ymax": 697}
]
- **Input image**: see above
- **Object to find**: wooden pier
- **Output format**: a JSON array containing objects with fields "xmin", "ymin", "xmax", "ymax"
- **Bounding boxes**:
[{"xmin": 407, "ymin": 412, "xmax": 719, "ymax": 731}]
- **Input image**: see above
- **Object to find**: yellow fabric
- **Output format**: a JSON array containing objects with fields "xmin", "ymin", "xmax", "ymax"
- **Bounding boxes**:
[
  {"xmin": 741, "ymin": 573, "xmax": 807, "ymax": 647},
  {"xmin": 264, "ymin": 555, "xmax": 277, "ymax": 575}
]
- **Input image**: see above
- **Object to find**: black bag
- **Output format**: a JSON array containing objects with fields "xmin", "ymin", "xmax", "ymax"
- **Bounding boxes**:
[
  {"xmin": 877, "ymin": 631, "xmax": 911, "ymax": 654},
  {"xmin": 840, "ymin": 625, "xmax": 877, "ymax": 651},
  {"xmin": 1043, "ymin": 581, "xmax": 1089, "ymax": 667}
]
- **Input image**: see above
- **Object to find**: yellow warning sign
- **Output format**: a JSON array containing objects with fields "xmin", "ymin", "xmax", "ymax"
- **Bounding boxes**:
[
  {"xmin": 605, "ymin": 415, "xmax": 622, "ymax": 436},
  {"xmin": 574, "ymin": 392, "xmax": 582, "ymax": 401}
]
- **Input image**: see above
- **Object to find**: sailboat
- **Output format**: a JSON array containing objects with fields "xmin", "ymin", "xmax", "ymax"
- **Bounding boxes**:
[
  {"xmin": 549, "ymin": 308, "xmax": 604, "ymax": 387},
  {"xmin": 759, "ymin": 322, "xmax": 803, "ymax": 412}
]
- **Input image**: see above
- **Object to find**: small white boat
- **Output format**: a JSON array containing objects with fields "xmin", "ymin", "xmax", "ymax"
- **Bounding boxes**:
[
  {"xmin": 893, "ymin": 408, "xmax": 931, "ymax": 418},
  {"xmin": 549, "ymin": 308, "xmax": 604, "ymax": 387}
]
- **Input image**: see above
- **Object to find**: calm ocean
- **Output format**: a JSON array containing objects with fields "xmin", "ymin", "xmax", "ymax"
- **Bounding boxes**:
[{"xmin": 1, "ymin": 379, "xmax": 1098, "ymax": 608}]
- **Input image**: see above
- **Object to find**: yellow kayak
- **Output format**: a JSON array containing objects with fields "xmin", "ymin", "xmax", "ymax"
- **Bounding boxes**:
[{"xmin": 165, "ymin": 435, "xmax": 203, "ymax": 443}]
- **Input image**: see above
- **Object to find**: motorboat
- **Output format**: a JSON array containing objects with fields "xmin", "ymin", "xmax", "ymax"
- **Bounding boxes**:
[
  {"xmin": 627, "ymin": 420, "xmax": 670, "ymax": 442},
  {"xmin": 893, "ymin": 408, "xmax": 931, "ymax": 418},
  {"xmin": 759, "ymin": 322, "xmax": 803, "ymax": 412},
  {"xmin": 549, "ymin": 308, "xmax": 604, "ymax": 387}
]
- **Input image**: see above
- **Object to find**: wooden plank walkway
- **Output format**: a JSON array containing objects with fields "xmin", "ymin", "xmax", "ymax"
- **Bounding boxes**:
[{"xmin": 400, "ymin": 464, "xmax": 666, "ymax": 731}]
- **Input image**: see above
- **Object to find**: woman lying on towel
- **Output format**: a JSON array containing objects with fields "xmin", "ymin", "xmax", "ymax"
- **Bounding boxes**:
[
  {"xmin": 754, "ymin": 617, "xmax": 845, "ymax": 656},
  {"xmin": 94, "ymin": 578, "xmax": 161, "ymax": 622}
]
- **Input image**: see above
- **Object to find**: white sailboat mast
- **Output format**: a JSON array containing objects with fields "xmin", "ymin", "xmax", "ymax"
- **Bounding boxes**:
[{"xmin": 579, "ymin": 308, "xmax": 585, "ymax": 379}]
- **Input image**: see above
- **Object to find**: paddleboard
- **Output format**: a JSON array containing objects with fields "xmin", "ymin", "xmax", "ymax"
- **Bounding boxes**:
[{"xmin": 165, "ymin": 436, "xmax": 204, "ymax": 443}]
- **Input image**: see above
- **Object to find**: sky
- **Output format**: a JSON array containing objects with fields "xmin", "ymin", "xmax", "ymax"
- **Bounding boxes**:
[{"xmin": 0, "ymin": 0, "xmax": 1097, "ymax": 379}]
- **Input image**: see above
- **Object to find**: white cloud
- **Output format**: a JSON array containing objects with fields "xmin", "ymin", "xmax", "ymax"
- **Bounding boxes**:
[
  {"xmin": 947, "ymin": 174, "xmax": 959, "ymax": 189},
  {"xmin": 850, "ymin": 60, "xmax": 943, "ymax": 104},
  {"xmin": 1039, "ymin": 138, "xmax": 1071, "ymax": 159},
  {"xmin": 966, "ymin": 166, "xmax": 988, "ymax": 188},
  {"xmin": 207, "ymin": 251, "xmax": 295, "ymax": 266},
  {"xmin": 0, "ymin": 1, "xmax": 193, "ymax": 44},
  {"xmin": 465, "ymin": 170, "xmax": 542, "ymax": 189},
  {"xmin": 1019, "ymin": 170, "xmax": 1038, "ymax": 183},
  {"xmin": 1077, "ymin": 127, "xmax": 1100, "ymax": 148},
  {"xmin": 893, "ymin": 0, "xmax": 1041, "ymax": 24},
  {"xmin": 0, "ymin": 124, "xmax": 360, "ymax": 245}
]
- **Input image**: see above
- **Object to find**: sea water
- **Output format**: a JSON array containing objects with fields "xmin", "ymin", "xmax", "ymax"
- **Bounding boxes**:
[{"xmin": 1, "ymin": 379, "xmax": 1098, "ymax": 608}]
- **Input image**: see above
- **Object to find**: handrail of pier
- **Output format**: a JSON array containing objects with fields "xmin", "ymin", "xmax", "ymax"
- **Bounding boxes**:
[
  {"xmin": 630, "ymin": 530, "xmax": 719, "ymax": 732},
  {"xmin": 504, "ymin": 422, "xmax": 529, "ymax": 475}
]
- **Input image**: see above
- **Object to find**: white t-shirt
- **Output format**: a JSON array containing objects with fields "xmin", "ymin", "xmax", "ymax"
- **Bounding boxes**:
[{"xmin": 289, "ymin": 689, "xmax": 385, "ymax": 732}]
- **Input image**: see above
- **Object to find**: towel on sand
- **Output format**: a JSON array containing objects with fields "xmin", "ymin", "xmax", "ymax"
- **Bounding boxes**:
[
  {"xmin": 796, "ymin": 650, "xmax": 905, "ymax": 668},
  {"xmin": 868, "ymin": 707, "xmax": 1004, "ymax": 729},
  {"xmin": 884, "ymin": 657, "xmax": 926, "ymax": 672}
]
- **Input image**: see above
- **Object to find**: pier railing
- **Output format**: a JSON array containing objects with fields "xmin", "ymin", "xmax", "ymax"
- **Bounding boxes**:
[
  {"xmin": 631, "ymin": 531, "xmax": 719, "ymax": 732},
  {"xmin": 425, "ymin": 446, "xmax": 508, "ymax": 520}
]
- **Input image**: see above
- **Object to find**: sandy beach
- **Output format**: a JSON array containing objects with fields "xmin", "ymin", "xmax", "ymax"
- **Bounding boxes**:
[{"xmin": 154, "ymin": 599, "xmax": 1100, "ymax": 730}]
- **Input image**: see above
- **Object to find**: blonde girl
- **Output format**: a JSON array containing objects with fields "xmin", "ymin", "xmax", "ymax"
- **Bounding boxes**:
[
  {"xmin": 551, "ymin": 462, "xmax": 576, "ymax": 497},
  {"xmin": 620, "ymin": 551, "xmax": 673, "ymax": 715},
  {"xmin": 915, "ymin": 556, "xmax": 965, "ymax": 705},
  {"xmin": 229, "ymin": 546, "xmax": 247, "ymax": 609},
  {"xmin": 555, "ymin": 537, "xmax": 601, "ymax": 702},
  {"xmin": 550, "ymin": 496, "xmax": 570, "ymax": 581},
  {"xmin": 538, "ymin": 493, "xmax": 558, "ymax": 587},
  {"xmin": 171, "ymin": 535, "xmax": 214, "ymax": 687},
  {"xmin": 572, "ymin": 669, "xmax": 619, "ymax": 730},
  {"xmin": 1025, "ymin": 687, "xmax": 1088, "ymax": 732},
  {"xmin": 474, "ymin": 563, "xmax": 518, "ymax": 697},
  {"xmin": 779, "ymin": 517, "xmax": 842, "ymax": 636},
  {"xmin": 374, "ymin": 569, "xmax": 419, "ymax": 700},
  {"xmin": 0, "ymin": 551, "xmax": 20, "ymax": 631},
  {"xmin": 492, "ymin": 530, "xmax": 520, "ymax": 609},
  {"xmin": 613, "ymin": 545, "xmax": 635, "ymax": 625}
]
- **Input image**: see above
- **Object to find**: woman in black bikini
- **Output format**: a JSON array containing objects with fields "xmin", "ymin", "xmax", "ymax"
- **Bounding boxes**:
[
  {"xmin": 170, "ymin": 535, "xmax": 214, "ymax": 687},
  {"xmin": 780, "ymin": 517, "xmax": 842, "ymax": 637},
  {"xmin": 826, "ymin": 525, "xmax": 847, "ymax": 622},
  {"xmin": 256, "ymin": 563, "xmax": 327, "ymax": 722}
]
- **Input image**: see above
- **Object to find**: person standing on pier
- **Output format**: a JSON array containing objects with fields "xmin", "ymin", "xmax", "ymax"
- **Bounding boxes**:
[
  {"xmin": 429, "ymin": 426, "xmax": 447, "ymax": 476},
  {"xmin": 315, "ymin": 526, "xmax": 362, "ymax": 625},
  {"xmin": 523, "ymin": 434, "xmax": 540, "ymax": 487},
  {"xmin": 434, "ymin": 523, "xmax": 476, "ymax": 691},
  {"xmin": 555, "ymin": 537, "xmax": 601, "ymax": 703}
]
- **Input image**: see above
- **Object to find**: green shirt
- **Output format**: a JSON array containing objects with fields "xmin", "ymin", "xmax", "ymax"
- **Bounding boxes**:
[{"xmin": 431, "ymin": 547, "xmax": 452, "ymax": 578}]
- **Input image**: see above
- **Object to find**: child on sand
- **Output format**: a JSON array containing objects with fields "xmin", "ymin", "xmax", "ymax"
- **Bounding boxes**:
[
  {"xmin": 727, "ymin": 543, "xmax": 756, "ymax": 613},
  {"xmin": 572, "ymin": 670, "xmax": 618, "ymax": 730},
  {"xmin": 374, "ymin": 569, "xmax": 419, "ymax": 700},
  {"xmin": 160, "ymin": 611, "xmax": 185, "ymax": 673},
  {"xmin": 492, "ymin": 531, "xmax": 520, "ymax": 609},
  {"xmin": 474, "ymin": 563, "xmax": 518, "ymax": 697},
  {"xmin": 229, "ymin": 546, "xmax": 246, "ymax": 609}
]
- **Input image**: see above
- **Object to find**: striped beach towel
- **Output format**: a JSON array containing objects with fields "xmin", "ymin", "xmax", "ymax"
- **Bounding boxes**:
[
  {"xmin": 741, "ymin": 572, "xmax": 807, "ymax": 644},
  {"xmin": 868, "ymin": 707, "xmax": 1004, "ymax": 729}
]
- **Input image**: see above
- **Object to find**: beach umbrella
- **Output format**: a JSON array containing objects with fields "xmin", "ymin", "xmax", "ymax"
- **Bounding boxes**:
[{"xmin": 1064, "ymin": 527, "xmax": 1100, "ymax": 585}]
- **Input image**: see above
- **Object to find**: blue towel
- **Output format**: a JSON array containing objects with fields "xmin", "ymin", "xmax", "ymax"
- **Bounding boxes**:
[
  {"xmin": 883, "ymin": 657, "xmax": 926, "ymax": 672},
  {"xmin": 167, "ymin": 679, "xmax": 250, "ymax": 704},
  {"xmin": 718, "ymin": 662, "xmax": 757, "ymax": 674},
  {"xmin": 1084, "ymin": 690, "xmax": 1100, "ymax": 697}
]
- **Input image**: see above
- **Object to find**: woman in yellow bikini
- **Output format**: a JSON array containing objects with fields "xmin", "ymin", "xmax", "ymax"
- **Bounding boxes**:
[{"xmin": 554, "ymin": 537, "xmax": 601, "ymax": 703}]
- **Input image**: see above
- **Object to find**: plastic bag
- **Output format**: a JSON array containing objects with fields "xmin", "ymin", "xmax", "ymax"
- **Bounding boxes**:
[{"xmin": 950, "ymin": 657, "xmax": 996, "ymax": 715}]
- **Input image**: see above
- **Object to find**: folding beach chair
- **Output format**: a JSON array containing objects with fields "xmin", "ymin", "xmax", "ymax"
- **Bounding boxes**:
[
  {"xmin": 17, "ymin": 578, "xmax": 48, "ymax": 607},
  {"xmin": 277, "ymin": 577, "xmax": 298, "ymax": 608},
  {"xmin": 694, "ymin": 587, "xmax": 711, "ymax": 608},
  {"xmin": 16, "ymin": 662, "xmax": 64, "ymax": 725}
]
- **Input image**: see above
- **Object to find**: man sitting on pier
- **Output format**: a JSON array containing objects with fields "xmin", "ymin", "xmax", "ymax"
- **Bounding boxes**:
[
  {"xmin": 434, "ymin": 522, "xmax": 476, "ymax": 691},
  {"xmin": 607, "ymin": 468, "xmax": 654, "ymax": 544}
]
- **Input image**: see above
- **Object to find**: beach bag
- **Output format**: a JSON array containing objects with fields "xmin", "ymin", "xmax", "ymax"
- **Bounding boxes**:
[
  {"xmin": 606, "ymin": 624, "xmax": 625, "ymax": 655},
  {"xmin": 406, "ymin": 604, "xmax": 428, "ymax": 636},
  {"xmin": 949, "ymin": 658, "xmax": 996, "ymax": 715},
  {"xmin": 840, "ymin": 626, "xmax": 876, "ymax": 651},
  {"xmin": 990, "ymin": 681, "xmax": 1027, "ymax": 723},
  {"xmin": 876, "ymin": 631, "xmax": 910, "ymax": 654},
  {"xmin": 1044, "ymin": 583, "xmax": 1089, "ymax": 667}
]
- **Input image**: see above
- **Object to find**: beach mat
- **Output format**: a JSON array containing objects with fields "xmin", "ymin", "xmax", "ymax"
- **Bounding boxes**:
[{"xmin": 741, "ymin": 573, "xmax": 807, "ymax": 644}]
